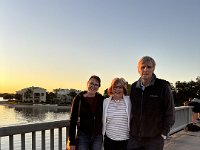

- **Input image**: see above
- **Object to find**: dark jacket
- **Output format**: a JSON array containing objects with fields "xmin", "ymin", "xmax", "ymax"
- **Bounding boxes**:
[
  {"xmin": 130, "ymin": 75, "xmax": 175, "ymax": 138},
  {"xmin": 69, "ymin": 91, "xmax": 104, "ymax": 145}
]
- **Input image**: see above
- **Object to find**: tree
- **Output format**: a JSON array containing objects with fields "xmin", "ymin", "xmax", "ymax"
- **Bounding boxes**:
[
  {"xmin": 46, "ymin": 92, "xmax": 56, "ymax": 104},
  {"xmin": 3, "ymin": 93, "xmax": 14, "ymax": 100},
  {"xmin": 103, "ymin": 89, "xmax": 109, "ymax": 98},
  {"xmin": 127, "ymin": 82, "xmax": 131, "ymax": 96},
  {"xmin": 196, "ymin": 76, "xmax": 200, "ymax": 97},
  {"xmin": 24, "ymin": 89, "xmax": 33, "ymax": 102},
  {"xmin": 174, "ymin": 77, "xmax": 200, "ymax": 106},
  {"xmin": 15, "ymin": 94, "xmax": 22, "ymax": 101},
  {"xmin": 68, "ymin": 91, "xmax": 77, "ymax": 99}
]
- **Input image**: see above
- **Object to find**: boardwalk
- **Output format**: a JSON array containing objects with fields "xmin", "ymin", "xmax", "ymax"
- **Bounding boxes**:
[{"xmin": 164, "ymin": 122, "xmax": 200, "ymax": 150}]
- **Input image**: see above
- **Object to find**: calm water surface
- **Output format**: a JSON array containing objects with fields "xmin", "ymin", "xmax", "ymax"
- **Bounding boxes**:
[
  {"xmin": 0, "ymin": 103, "xmax": 70, "ymax": 126},
  {"xmin": 0, "ymin": 97, "xmax": 71, "ymax": 149}
]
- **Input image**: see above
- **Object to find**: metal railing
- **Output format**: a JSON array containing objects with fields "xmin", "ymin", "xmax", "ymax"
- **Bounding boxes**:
[
  {"xmin": 169, "ymin": 106, "xmax": 193, "ymax": 134},
  {"xmin": 0, "ymin": 106, "xmax": 193, "ymax": 150},
  {"xmin": 0, "ymin": 120, "xmax": 70, "ymax": 150}
]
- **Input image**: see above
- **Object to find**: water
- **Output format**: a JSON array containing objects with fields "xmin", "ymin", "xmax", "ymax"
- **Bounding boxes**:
[
  {"xmin": 0, "ymin": 97, "xmax": 71, "ymax": 149},
  {"xmin": 0, "ymin": 103, "xmax": 70, "ymax": 126}
]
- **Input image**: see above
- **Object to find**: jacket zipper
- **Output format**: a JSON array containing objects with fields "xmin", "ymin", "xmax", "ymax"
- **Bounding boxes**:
[
  {"xmin": 139, "ymin": 91, "xmax": 144, "ymax": 137},
  {"xmin": 93, "ymin": 116, "xmax": 96, "ymax": 135}
]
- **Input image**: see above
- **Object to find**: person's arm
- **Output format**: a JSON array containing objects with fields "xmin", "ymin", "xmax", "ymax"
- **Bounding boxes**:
[
  {"xmin": 69, "ymin": 94, "xmax": 80, "ymax": 146},
  {"xmin": 162, "ymin": 83, "xmax": 175, "ymax": 136}
]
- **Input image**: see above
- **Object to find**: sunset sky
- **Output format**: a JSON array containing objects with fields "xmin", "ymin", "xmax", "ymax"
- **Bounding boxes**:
[{"xmin": 1, "ymin": 0, "xmax": 200, "ymax": 94}]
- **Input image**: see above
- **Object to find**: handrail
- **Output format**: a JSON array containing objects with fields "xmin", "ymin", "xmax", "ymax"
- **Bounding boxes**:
[
  {"xmin": 0, "ymin": 120, "xmax": 70, "ymax": 136},
  {"xmin": 169, "ymin": 106, "xmax": 193, "ymax": 134},
  {"xmin": 0, "ymin": 106, "xmax": 193, "ymax": 150},
  {"xmin": 0, "ymin": 120, "xmax": 70, "ymax": 150}
]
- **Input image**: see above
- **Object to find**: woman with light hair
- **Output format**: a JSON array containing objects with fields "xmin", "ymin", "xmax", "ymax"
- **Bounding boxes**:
[{"xmin": 102, "ymin": 78, "xmax": 131, "ymax": 150}]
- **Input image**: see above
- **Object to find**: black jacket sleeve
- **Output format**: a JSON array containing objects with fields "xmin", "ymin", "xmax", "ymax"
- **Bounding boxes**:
[{"xmin": 69, "ymin": 94, "xmax": 80, "ymax": 145}]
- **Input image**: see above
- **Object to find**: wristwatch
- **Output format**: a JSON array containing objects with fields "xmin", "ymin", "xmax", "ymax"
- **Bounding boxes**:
[{"xmin": 161, "ymin": 134, "xmax": 167, "ymax": 140}]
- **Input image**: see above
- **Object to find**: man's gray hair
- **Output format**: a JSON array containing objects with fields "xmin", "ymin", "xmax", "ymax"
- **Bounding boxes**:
[{"xmin": 138, "ymin": 56, "xmax": 156, "ymax": 67}]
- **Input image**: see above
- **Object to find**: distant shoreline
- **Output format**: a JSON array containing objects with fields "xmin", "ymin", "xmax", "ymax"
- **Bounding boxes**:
[{"xmin": 0, "ymin": 102, "xmax": 71, "ymax": 109}]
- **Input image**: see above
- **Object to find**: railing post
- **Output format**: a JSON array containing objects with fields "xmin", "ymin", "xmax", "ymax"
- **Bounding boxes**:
[
  {"xmin": 21, "ymin": 133, "xmax": 25, "ymax": 150},
  {"xmin": 50, "ymin": 129, "xmax": 54, "ymax": 150},
  {"xmin": 42, "ymin": 130, "xmax": 46, "ymax": 150},
  {"xmin": 188, "ymin": 106, "xmax": 193, "ymax": 123},
  {"xmin": 9, "ymin": 135, "xmax": 14, "ymax": 150},
  {"xmin": 66, "ymin": 126, "xmax": 69, "ymax": 144},
  {"xmin": 32, "ymin": 131, "xmax": 36, "ymax": 150},
  {"xmin": 59, "ymin": 128, "xmax": 62, "ymax": 150}
]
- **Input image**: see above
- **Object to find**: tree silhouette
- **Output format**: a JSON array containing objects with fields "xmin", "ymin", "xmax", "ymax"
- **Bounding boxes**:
[{"xmin": 174, "ymin": 76, "xmax": 200, "ymax": 106}]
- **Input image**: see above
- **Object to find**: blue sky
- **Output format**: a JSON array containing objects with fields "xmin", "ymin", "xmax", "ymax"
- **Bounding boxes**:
[{"xmin": 1, "ymin": 0, "xmax": 200, "ymax": 93}]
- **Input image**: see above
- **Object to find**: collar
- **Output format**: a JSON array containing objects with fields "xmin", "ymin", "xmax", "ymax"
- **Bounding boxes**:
[{"xmin": 136, "ymin": 74, "xmax": 157, "ymax": 89}]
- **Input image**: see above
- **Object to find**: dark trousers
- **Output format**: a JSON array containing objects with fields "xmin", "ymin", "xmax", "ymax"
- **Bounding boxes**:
[
  {"xmin": 104, "ymin": 134, "xmax": 128, "ymax": 150},
  {"xmin": 127, "ymin": 136, "xmax": 164, "ymax": 150}
]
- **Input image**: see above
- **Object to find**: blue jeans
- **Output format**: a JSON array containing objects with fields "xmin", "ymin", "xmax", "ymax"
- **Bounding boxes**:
[{"xmin": 76, "ymin": 130, "xmax": 103, "ymax": 150}]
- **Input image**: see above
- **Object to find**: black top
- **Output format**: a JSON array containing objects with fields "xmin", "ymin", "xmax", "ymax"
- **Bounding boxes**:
[{"xmin": 69, "ymin": 91, "xmax": 104, "ymax": 145}]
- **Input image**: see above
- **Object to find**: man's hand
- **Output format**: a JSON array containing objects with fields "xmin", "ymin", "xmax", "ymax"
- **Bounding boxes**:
[
  {"xmin": 70, "ymin": 145, "xmax": 76, "ymax": 150},
  {"xmin": 161, "ymin": 134, "xmax": 167, "ymax": 140}
]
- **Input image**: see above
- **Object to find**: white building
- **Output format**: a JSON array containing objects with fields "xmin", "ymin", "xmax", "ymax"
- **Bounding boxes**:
[
  {"xmin": 55, "ymin": 88, "xmax": 70, "ymax": 95},
  {"xmin": 53, "ymin": 88, "xmax": 81, "ymax": 103},
  {"xmin": 16, "ymin": 86, "xmax": 46, "ymax": 103},
  {"xmin": 54, "ymin": 88, "xmax": 81, "ymax": 96}
]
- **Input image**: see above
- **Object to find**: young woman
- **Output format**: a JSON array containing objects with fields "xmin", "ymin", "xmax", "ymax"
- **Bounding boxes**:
[
  {"xmin": 68, "ymin": 75, "xmax": 104, "ymax": 150},
  {"xmin": 102, "ymin": 78, "xmax": 131, "ymax": 150}
]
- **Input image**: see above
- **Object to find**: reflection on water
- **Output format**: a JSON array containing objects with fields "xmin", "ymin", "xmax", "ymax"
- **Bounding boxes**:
[
  {"xmin": 14, "ymin": 105, "xmax": 70, "ymax": 122},
  {"xmin": 0, "ymin": 105, "xmax": 71, "ymax": 126},
  {"xmin": 0, "ymin": 105, "xmax": 71, "ymax": 149}
]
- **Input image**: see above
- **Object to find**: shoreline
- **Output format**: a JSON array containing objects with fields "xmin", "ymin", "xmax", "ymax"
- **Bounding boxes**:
[{"xmin": 0, "ymin": 102, "xmax": 71, "ymax": 109}]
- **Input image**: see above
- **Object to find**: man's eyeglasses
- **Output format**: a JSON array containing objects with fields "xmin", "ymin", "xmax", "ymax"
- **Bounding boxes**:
[{"xmin": 89, "ymin": 82, "xmax": 99, "ymax": 87}]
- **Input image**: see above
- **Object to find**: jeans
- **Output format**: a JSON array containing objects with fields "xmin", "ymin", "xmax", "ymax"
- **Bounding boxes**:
[{"xmin": 76, "ymin": 130, "xmax": 103, "ymax": 150}]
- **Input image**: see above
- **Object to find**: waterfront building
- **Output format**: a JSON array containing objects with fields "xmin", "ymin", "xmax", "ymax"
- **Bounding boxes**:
[
  {"xmin": 53, "ymin": 88, "xmax": 81, "ymax": 104},
  {"xmin": 16, "ymin": 86, "xmax": 46, "ymax": 103}
]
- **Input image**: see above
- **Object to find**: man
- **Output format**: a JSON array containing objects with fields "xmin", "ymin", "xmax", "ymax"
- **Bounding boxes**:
[
  {"xmin": 127, "ymin": 56, "xmax": 175, "ymax": 150},
  {"xmin": 188, "ymin": 98, "xmax": 200, "ymax": 123}
]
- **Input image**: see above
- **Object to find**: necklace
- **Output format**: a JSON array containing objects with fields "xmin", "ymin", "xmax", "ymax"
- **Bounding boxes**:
[
  {"xmin": 112, "ymin": 98, "xmax": 122, "ymax": 103},
  {"xmin": 114, "ymin": 99, "xmax": 120, "ymax": 103}
]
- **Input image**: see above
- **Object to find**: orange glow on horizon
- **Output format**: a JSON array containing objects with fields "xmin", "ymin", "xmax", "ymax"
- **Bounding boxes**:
[{"xmin": 0, "ymin": 81, "xmax": 106, "ymax": 95}]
